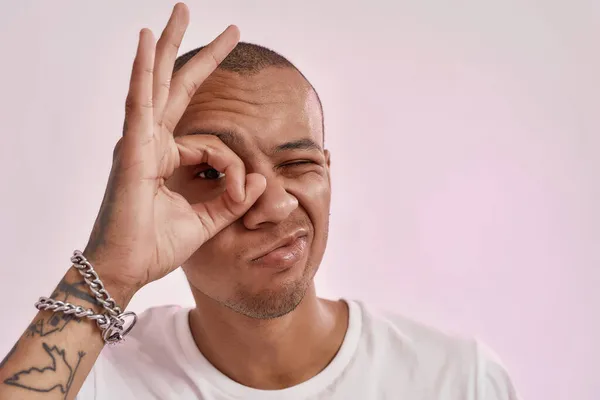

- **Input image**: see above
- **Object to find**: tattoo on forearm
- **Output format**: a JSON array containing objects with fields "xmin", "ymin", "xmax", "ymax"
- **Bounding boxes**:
[
  {"xmin": 56, "ymin": 279, "xmax": 99, "ymax": 305},
  {"xmin": 26, "ymin": 317, "xmax": 79, "ymax": 338},
  {"xmin": 25, "ymin": 277, "xmax": 101, "ymax": 339},
  {"xmin": 3, "ymin": 342, "xmax": 85, "ymax": 399},
  {"xmin": 0, "ymin": 341, "xmax": 18, "ymax": 369}
]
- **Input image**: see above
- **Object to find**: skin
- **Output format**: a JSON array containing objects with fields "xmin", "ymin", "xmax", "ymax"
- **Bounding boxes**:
[
  {"xmin": 168, "ymin": 68, "xmax": 349, "ymax": 389},
  {"xmin": 0, "ymin": 3, "xmax": 348, "ymax": 397},
  {"xmin": 171, "ymin": 68, "xmax": 330, "ymax": 318}
]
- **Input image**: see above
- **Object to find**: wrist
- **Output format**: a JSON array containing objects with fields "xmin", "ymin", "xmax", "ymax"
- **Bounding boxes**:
[
  {"xmin": 79, "ymin": 250, "xmax": 144, "ymax": 308},
  {"xmin": 61, "ymin": 264, "xmax": 136, "ymax": 312},
  {"xmin": 99, "ymin": 276, "xmax": 137, "ymax": 310}
]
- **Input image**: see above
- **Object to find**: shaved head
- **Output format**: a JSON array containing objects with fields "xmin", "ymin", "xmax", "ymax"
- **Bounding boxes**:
[{"xmin": 174, "ymin": 42, "xmax": 325, "ymax": 140}]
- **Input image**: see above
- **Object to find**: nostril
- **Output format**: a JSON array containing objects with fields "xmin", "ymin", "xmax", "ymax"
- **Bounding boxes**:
[{"xmin": 241, "ymin": 183, "xmax": 298, "ymax": 228}]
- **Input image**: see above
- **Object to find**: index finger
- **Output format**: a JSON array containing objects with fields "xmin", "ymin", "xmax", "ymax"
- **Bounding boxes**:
[
  {"xmin": 174, "ymin": 135, "xmax": 246, "ymax": 203},
  {"xmin": 161, "ymin": 25, "xmax": 240, "ymax": 133}
]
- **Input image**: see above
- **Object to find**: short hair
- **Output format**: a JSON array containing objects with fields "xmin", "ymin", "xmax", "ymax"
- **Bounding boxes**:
[{"xmin": 174, "ymin": 42, "xmax": 325, "ymax": 141}]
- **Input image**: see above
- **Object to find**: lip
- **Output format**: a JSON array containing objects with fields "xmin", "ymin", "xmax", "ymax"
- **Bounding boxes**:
[{"xmin": 250, "ymin": 230, "xmax": 309, "ymax": 269}]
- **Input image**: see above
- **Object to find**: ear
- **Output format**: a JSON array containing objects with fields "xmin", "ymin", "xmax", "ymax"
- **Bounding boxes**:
[
  {"xmin": 324, "ymin": 149, "xmax": 332, "ymax": 188},
  {"xmin": 324, "ymin": 149, "xmax": 331, "ymax": 168}
]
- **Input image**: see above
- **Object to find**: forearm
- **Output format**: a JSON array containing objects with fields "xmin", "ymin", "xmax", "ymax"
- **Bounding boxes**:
[{"xmin": 0, "ymin": 267, "xmax": 133, "ymax": 400}]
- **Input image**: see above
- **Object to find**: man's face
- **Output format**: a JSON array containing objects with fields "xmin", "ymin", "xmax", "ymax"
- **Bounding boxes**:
[{"xmin": 169, "ymin": 67, "xmax": 331, "ymax": 319}]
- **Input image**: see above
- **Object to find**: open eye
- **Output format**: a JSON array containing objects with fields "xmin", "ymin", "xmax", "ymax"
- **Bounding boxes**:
[{"xmin": 195, "ymin": 168, "xmax": 225, "ymax": 180}]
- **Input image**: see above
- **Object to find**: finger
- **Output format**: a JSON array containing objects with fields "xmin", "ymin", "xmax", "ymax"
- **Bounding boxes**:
[
  {"xmin": 192, "ymin": 173, "xmax": 266, "ymax": 238},
  {"xmin": 161, "ymin": 25, "xmax": 240, "ymax": 133},
  {"xmin": 175, "ymin": 135, "xmax": 246, "ymax": 203},
  {"xmin": 124, "ymin": 28, "xmax": 156, "ymax": 139},
  {"xmin": 153, "ymin": 3, "xmax": 189, "ymax": 117}
]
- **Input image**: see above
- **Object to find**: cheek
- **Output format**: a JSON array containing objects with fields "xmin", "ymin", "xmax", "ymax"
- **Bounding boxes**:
[
  {"xmin": 183, "ymin": 226, "xmax": 243, "ymax": 288},
  {"xmin": 292, "ymin": 175, "xmax": 330, "ymax": 270},
  {"xmin": 189, "ymin": 223, "xmax": 246, "ymax": 265},
  {"xmin": 291, "ymin": 174, "xmax": 331, "ymax": 223}
]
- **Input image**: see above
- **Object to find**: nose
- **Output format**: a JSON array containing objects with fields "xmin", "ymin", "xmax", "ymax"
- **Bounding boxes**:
[{"xmin": 242, "ymin": 176, "xmax": 298, "ymax": 230}]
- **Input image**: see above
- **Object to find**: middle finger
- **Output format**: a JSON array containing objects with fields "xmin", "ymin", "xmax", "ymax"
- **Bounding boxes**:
[
  {"xmin": 161, "ymin": 25, "xmax": 240, "ymax": 134},
  {"xmin": 153, "ymin": 3, "xmax": 190, "ymax": 117}
]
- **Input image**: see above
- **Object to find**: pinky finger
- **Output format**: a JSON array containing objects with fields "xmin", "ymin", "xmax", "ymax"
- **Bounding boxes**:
[{"xmin": 124, "ymin": 28, "xmax": 156, "ymax": 140}]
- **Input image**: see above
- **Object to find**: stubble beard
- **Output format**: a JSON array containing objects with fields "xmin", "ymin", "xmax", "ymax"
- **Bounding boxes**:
[{"xmin": 223, "ymin": 260, "xmax": 315, "ymax": 320}]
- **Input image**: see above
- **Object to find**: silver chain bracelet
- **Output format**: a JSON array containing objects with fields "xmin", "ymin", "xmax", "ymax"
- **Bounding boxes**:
[{"xmin": 34, "ymin": 250, "xmax": 137, "ymax": 344}]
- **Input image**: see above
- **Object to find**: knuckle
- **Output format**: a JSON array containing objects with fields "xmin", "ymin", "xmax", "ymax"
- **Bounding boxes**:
[
  {"xmin": 203, "ymin": 134, "xmax": 220, "ymax": 145},
  {"xmin": 203, "ymin": 46, "xmax": 220, "ymax": 70},
  {"xmin": 161, "ymin": 118, "xmax": 175, "ymax": 135},
  {"xmin": 161, "ymin": 79, "xmax": 171, "ymax": 90},
  {"xmin": 181, "ymin": 79, "xmax": 199, "ymax": 99},
  {"xmin": 202, "ymin": 144, "xmax": 216, "ymax": 160},
  {"xmin": 112, "ymin": 138, "xmax": 124, "ymax": 159},
  {"xmin": 141, "ymin": 97, "xmax": 153, "ymax": 109},
  {"xmin": 157, "ymin": 36, "xmax": 180, "ymax": 53},
  {"xmin": 133, "ymin": 56, "xmax": 153, "ymax": 75},
  {"xmin": 124, "ymin": 95, "xmax": 152, "ymax": 113},
  {"xmin": 124, "ymin": 99, "xmax": 136, "ymax": 119},
  {"xmin": 195, "ymin": 212, "xmax": 214, "ymax": 237},
  {"xmin": 124, "ymin": 96, "xmax": 135, "ymax": 111}
]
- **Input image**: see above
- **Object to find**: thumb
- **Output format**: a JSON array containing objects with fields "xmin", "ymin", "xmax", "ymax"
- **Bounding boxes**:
[{"xmin": 191, "ymin": 173, "xmax": 267, "ymax": 239}]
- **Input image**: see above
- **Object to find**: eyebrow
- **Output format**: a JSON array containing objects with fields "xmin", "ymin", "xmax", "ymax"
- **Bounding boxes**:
[
  {"xmin": 275, "ymin": 138, "xmax": 322, "ymax": 153},
  {"xmin": 183, "ymin": 130, "xmax": 242, "ymax": 148},
  {"xmin": 183, "ymin": 130, "xmax": 322, "ymax": 154}
]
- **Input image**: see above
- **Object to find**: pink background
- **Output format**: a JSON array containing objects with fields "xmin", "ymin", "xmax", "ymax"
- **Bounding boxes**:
[{"xmin": 1, "ymin": 1, "xmax": 598, "ymax": 399}]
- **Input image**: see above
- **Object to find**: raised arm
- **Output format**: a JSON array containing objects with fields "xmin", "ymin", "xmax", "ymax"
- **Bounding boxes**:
[{"xmin": 0, "ymin": 4, "xmax": 265, "ymax": 399}]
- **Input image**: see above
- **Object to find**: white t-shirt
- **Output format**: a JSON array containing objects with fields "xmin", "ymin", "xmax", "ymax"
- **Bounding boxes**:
[{"xmin": 77, "ymin": 300, "xmax": 520, "ymax": 399}]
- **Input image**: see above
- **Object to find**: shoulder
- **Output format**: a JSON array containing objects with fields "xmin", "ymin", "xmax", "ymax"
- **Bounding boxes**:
[
  {"xmin": 351, "ymin": 300, "xmax": 520, "ymax": 399},
  {"xmin": 355, "ymin": 300, "xmax": 476, "ymax": 362},
  {"xmin": 474, "ymin": 341, "xmax": 521, "ymax": 400},
  {"xmin": 104, "ymin": 304, "xmax": 189, "ymax": 358},
  {"xmin": 77, "ymin": 305, "xmax": 191, "ymax": 399},
  {"xmin": 126, "ymin": 304, "xmax": 187, "ymax": 339},
  {"xmin": 92, "ymin": 304, "xmax": 192, "ymax": 374}
]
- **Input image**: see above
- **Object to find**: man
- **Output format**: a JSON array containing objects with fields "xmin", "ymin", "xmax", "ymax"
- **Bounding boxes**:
[{"xmin": 0, "ymin": 3, "xmax": 520, "ymax": 399}]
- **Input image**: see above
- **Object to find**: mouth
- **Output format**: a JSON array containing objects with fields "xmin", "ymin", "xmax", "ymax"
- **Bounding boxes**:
[{"xmin": 250, "ymin": 230, "xmax": 309, "ymax": 268}]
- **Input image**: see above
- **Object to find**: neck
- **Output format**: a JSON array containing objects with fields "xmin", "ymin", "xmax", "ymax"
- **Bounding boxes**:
[{"xmin": 188, "ymin": 284, "xmax": 349, "ymax": 390}]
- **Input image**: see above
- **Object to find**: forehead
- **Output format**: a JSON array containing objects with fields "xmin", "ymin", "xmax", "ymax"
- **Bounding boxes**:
[{"xmin": 174, "ymin": 67, "xmax": 323, "ymax": 153}]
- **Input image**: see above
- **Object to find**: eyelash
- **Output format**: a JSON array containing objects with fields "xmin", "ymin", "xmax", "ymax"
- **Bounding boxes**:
[
  {"xmin": 282, "ymin": 160, "xmax": 314, "ymax": 167},
  {"xmin": 194, "ymin": 161, "xmax": 316, "ymax": 180},
  {"xmin": 195, "ymin": 168, "xmax": 225, "ymax": 180}
]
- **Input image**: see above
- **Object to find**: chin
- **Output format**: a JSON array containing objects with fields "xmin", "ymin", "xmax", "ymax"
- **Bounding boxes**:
[{"xmin": 223, "ymin": 263, "xmax": 315, "ymax": 320}]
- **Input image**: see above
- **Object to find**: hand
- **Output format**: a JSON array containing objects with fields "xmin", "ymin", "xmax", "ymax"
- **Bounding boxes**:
[{"xmin": 82, "ymin": 3, "xmax": 267, "ymax": 303}]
